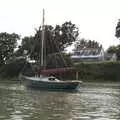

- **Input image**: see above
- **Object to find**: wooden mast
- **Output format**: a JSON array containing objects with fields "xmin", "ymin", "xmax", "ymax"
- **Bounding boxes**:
[{"xmin": 41, "ymin": 9, "xmax": 45, "ymax": 68}]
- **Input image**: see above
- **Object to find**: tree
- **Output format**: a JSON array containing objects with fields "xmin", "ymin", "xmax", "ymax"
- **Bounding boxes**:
[
  {"xmin": 115, "ymin": 19, "xmax": 120, "ymax": 38},
  {"xmin": 0, "ymin": 32, "xmax": 20, "ymax": 66},
  {"xmin": 18, "ymin": 21, "xmax": 79, "ymax": 66},
  {"xmin": 17, "ymin": 36, "xmax": 36, "ymax": 57},
  {"xmin": 107, "ymin": 46, "xmax": 117, "ymax": 53},
  {"xmin": 33, "ymin": 21, "xmax": 79, "ymax": 54},
  {"xmin": 107, "ymin": 45, "xmax": 120, "ymax": 60},
  {"xmin": 74, "ymin": 38, "xmax": 101, "ymax": 50}
]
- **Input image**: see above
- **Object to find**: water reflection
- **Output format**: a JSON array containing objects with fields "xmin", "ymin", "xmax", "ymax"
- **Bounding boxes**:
[
  {"xmin": 76, "ymin": 83, "xmax": 120, "ymax": 120},
  {"xmin": 0, "ymin": 81, "xmax": 120, "ymax": 120},
  {"xmin": 22, "ymin": 90, "xmax": 75, "ymax": 120}
]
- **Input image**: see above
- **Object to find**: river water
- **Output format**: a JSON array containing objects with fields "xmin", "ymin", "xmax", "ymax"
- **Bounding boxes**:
[{"xmin": 0, "ymin": 80, "xmax": 120, "ymax": 120}]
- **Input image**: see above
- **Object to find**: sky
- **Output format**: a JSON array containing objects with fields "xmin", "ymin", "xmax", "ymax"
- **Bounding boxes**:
[{"xmin": 0, "ymin": 0, "xmax": 120, "ymax": 50}]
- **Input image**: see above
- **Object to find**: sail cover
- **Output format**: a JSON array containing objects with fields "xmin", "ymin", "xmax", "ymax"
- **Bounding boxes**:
[{"xmin": 39, "ymin": 67, "xmax": 76, "ymax": 75}]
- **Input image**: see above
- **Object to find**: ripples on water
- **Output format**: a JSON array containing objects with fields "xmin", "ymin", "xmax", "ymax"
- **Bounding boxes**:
[{"xmin": 0, "ymin": 81, "xmax": 120, "ymax": 120}]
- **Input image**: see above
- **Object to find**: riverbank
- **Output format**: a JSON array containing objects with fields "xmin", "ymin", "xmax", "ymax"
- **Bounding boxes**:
[
  {"xmin": 74, "ymin": 61, "xmax": 120, "ymax": 81},
  {"xmin": 0, "ymin": 60, "xmax": 120, "ymax": 82}
]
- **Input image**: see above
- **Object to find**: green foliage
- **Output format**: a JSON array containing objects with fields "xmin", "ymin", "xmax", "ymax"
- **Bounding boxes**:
[
  {"xmin": 0, "ymin": 32, "xmax": 20, "ymax": 66},
  {"xmin": 74, "ymin": 38, "xmax": 102, "ymax": 50},
  {"xmin": 33, "ymin": 21, "xmax": 79, "ymax": 55},
  {"xmin": 74, "ymin": 61, "xmax": 120, "ymax": 81},
  {"xmin": 107, "ymin": 45, "xmax": 120, "ymax": 60},
  {"xmin": 115, "ymin": 19, "xmax": 120, "ymax": 38},
  {"xmin": 17, "ymin": 21, "xmax": 79, "ymax": 67},
  {"xmin": 107, "ymin": 46, "xmax": 117, "ymax": 53},
  {"xmin": 0, "ymin": 59, "xmax": 25, "ymax": 78},
  {"xmin": 46, "ymin": 53, "xmax": 73, "ymax": 68},
  {"xmin": 15, "ymin": 36, "xmax": 36, "ymax": 59}
]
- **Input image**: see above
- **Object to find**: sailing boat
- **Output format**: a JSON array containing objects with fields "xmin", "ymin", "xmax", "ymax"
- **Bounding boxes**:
[{"xmin": 22, "ymin": 10, "xmax": 82, "ymax": 90}]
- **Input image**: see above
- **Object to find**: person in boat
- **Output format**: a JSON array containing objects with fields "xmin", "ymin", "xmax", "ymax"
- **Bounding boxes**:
[
  {"xmin": 48, "ymin": 74, "xmax": 56, "ymax": 81},
  {"xmin": 48, "ymin": 74, "xmax": 60, "ymax": 82}
]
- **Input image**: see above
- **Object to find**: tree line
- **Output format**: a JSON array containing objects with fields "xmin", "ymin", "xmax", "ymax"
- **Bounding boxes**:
[
  {"xmin": 0, "ymin": 19, "xmax": 120, "ymax": 68},
  {"xmin": 74, "ymin": 38, "xmax": 102, "ymax": 50},
  {"xmin": 0, "ymin": 21, "xmax": 79, "ymax": 68}
]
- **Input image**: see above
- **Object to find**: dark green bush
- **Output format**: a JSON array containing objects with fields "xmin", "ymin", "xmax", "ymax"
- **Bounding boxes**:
[
  {"xmin": 0, "ymin": 59, "xmax": 25, "ymax": 78},
  {"xmin": 74, "ymin": 61, "xmax": 120, "ymax": 81}
]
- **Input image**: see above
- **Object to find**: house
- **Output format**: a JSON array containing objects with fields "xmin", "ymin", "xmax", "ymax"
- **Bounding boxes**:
[{"xmin": 71, "ymin": 47, "xmax": 104, "ymax": 62}]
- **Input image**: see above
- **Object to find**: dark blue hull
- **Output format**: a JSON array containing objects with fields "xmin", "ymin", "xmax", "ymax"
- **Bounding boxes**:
[{"xmin": 24, "ymin": 77, "xmax": 82, "ymax": 91}]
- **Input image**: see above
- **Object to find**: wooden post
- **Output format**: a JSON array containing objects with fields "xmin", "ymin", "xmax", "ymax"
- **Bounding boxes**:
[{"xmin": 76, "ymin": 71, "xmax": 79, "ymax": 80}]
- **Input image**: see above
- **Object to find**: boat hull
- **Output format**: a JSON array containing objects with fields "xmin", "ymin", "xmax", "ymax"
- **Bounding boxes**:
[{"xmin": 23, "ymin": 76, "xmax": 81, "ymax": 91}]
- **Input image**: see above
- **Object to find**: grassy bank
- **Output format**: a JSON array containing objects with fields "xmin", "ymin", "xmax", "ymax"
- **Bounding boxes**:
[{"xmin": 74, "ymin": 61, "xmax": 120, "ymax": 81}]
